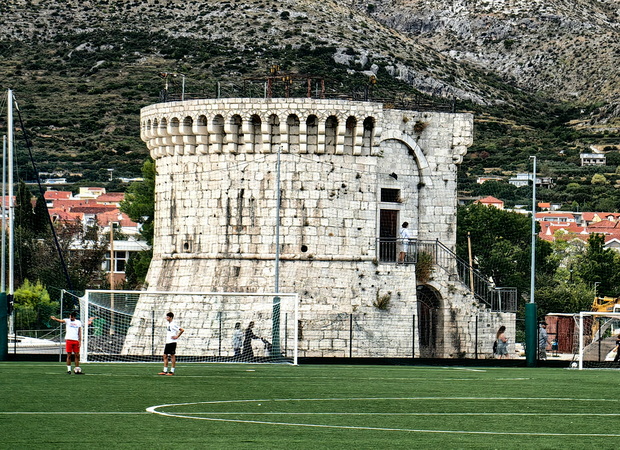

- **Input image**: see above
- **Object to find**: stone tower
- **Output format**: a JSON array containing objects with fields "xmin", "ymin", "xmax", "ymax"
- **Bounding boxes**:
[{"xmin": 135, "ymin": 98, "xmax": 510, "ymax": 358}]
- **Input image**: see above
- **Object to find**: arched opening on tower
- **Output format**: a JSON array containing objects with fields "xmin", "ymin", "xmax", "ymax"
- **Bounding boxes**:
[
  {"xmin": 417, "ymin": 285, "xmax": 442, "ymax": 358},
  {"xmin": 230, "ymin": 115, "xmax": 243, "ymax": 154},
  {"xmin": 325, "ymin": 115, "xmax": 338, "ymax": 154},
  {"xmin": 250, "ymin": 114, "xmax": 261, "ymax": 153},
  {"xmin": 268, "ymin": 114, "xmax": 280, "ymax": 152},
  {"xmin": 287, "ymin": 114, "xmax": 300, "ymax": 153},
  {"xmin": 182, "ymin": 116, "xmax": 193, "ymax": 134},
  {"xmin": 195, "ymin": 115, "xmax": 208, "ymax": 154},
  {"xmin": 306, "ymin": 115, "xmax": 318, "ymax": 153},
  {"xmin": 211, "ymin": 115, "xmax": 224, "ymax": 153},
  {"xmin": 362, "ymin": 117, "xmax": 375, "ymax": 154},
  {"xmin": 344, "ymin": 116, "xmax": 356, "ymax": 154}
]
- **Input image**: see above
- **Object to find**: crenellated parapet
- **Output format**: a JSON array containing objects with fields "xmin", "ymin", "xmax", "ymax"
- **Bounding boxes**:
[{"xmin": 141, "ymin": 98, "xmax": 384, "ymax": 159}]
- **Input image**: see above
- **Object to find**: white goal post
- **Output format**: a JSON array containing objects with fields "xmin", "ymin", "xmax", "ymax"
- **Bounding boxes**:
[
  {"xmin": 576, "ymin": 311, "xmax": 620, "ymax": 370},
  {"xmin": 79, "ymin": 290, "xmax": 299, "ymax": 365}
]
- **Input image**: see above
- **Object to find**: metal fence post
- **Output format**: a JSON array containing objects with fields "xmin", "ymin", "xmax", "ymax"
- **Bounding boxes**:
[
  {"xmin": 474, "ymin": 314, "xmax": 478, "ymax": 359},
  {"xmin": 412, "ymin": 313, "xmax": 416, "ymax": 358},
  {"xmin": 349, "ymin": 314, "xmax": 353, "ymax": 358}
]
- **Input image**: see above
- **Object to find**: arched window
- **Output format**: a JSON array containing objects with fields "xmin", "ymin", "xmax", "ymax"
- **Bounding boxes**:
[
  {"xmin": 250, "ymin": 114, "xmax": 262, "ymax": 153},
  {"xmin": 268, "ymin": 114, "xmax": 280, "ymax": 152},
  {"xmin": 194, "ymin": 116, "xmax": 208, "ymax": 154},
  {"xmin": 306, "ymin": 115, "xmax": 318, "ymax": 153},
  {"xmin": 325, "ymin": 116, "xmax": 338, "ymax": 154},
  {"xmin": 344, "ymin": 116, "xmax": 356, "ymax": 154},
  {"xmin": 159, "ymin": 118, "xmax": 168, "ymax": 135},
  {"xmin": 211, "ymin": 115, "xmax": 225, "ymax": 153},
  {"xmin": 182, "ymin": 116, "xmax": 193, "ymax": 134},
  {"xmin": 230, "ymin": 114, "xmax": 243, "ymax": 153},
  {"xmin": 362, "ymin": 117, "xmax": 375, "ymax": 153},
  {"xmin": 287, "ymin": 114, "xmax": 300, "ymax": 153}
]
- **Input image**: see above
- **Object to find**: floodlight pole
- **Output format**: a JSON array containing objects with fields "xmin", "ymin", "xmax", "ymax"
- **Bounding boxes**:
[
  {"xmin": 525, "ymin": 155, "xmax": 538, "ymax": 367},
  {"xmin": 0, "ymin": 135, "xmax": 6, "ymax": 361},
  {"xmin": 272, "ymin": 145, "xmax": 282, "ymax": 357}
]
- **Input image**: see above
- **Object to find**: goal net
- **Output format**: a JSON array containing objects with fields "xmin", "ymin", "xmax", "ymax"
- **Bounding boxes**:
[
  {"xmin": 575, "ymin": 311, "xmax": 620, "ymax": 369},
  {"xmin": 79, "ymin": 290, "xmax": 299, "ymax": 364}
]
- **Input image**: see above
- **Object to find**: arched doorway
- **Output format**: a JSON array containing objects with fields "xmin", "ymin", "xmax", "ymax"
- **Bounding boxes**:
[{"xmin": 417, "ymin": 285, "xmax": 442, "ymax": 358}]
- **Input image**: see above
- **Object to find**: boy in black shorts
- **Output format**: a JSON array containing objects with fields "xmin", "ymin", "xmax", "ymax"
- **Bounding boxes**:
[{"xmin": 158, "ymin": 312, "xmax": 184, "ymax": 376}]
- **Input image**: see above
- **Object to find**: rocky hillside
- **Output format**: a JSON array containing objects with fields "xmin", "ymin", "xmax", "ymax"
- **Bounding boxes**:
[
  {"xmin": 0, "ymin": 0, "xmax": 616, "ymax": 185},
  {"xmin": 0, "ymin": 0, "xmax": 529, "ymax": 105},
  {"xmin": 361, "ymin": 0, "xmax": 620, "ymax": 120}
]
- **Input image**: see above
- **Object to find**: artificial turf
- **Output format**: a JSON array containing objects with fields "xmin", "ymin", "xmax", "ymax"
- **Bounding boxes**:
[{"xmin": 1, "ymin": 362, "xmax": 619, "ymax": 449}]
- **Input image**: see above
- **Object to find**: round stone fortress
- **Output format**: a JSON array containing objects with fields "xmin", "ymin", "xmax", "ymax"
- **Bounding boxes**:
[{"xmin": 136, "ymin": 97, "xmax": 507, "ymax": 358}]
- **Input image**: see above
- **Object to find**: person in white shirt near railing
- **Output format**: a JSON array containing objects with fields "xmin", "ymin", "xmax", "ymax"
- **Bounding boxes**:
[{"xmin": 398, "ymin": 221, "xmax": 413, "ymax": 263}]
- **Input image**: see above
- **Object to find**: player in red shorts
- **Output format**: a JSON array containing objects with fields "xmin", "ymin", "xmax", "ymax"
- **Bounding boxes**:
[{"xmin": 51, "ymin": 311, "xmax": 84, "ymax": 374}]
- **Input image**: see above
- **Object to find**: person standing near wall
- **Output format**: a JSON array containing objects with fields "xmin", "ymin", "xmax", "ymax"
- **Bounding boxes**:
[
  {"xmin": 495, "ymin": 325, "xmax": 509, "ymax": 359},
  {"xmin": 538, "ymin": 322, "xmax": 550, "ymax": 360},
  {"xmin": 158, "ymin": 312, "xmax": 184, "ymax": 376},
  {"xmin": 232, "ymin": 322, "xmax": 243, "ymax": 358},
  {"xmin": 398, "ymin": 222, "xmax": 413, "ymax": 263},
  {"xmin": 242, "ymin": 321, "xmax": 262, "ymax": 360}
]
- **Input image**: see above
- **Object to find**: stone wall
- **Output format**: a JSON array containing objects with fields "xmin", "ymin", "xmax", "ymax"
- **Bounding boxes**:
[{"xmin": 127, "ymin": 97, "xmax": 489, "ymax": 358}]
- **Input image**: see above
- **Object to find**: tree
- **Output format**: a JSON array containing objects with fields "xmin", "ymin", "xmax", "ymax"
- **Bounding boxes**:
[
  {"xmin": 120, "ymin": 158, "xmax": 155, "ymax": 287},
  {"xmin": 574, "ymin": 233, "xmax": 620, "ymax": 297},
  {"xmin": 13, "ymin": 279, "xmax": 58, "ymax": 331},
  {"xmin": 457, "ymin": 203, "xmax": 556, "ymax": 298},
  {"xmin": 121, "ymin": 158, "xmax": 155, "ymax": 245},
  {"xmin": 591, "ymin": 173, "xmax": 607, "ymax": 185}
]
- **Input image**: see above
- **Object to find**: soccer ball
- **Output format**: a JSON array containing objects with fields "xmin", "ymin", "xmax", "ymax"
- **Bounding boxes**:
[
  {"xmin": 74, "ymin": 367, "xmax": 82, "ymax": 374},
  {"xmin": 570, "ymin": 362, "xmax": 578, "ymax": 369}
]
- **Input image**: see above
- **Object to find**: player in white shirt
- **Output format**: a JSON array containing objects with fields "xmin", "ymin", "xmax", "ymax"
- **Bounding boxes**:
[
  {"xmin": 158, "ymin": 312, "xmax": 184, "ymax": 376},
  {"xmin": 50, "ymin": 311, "xmax": 84, "ymax": 374}
]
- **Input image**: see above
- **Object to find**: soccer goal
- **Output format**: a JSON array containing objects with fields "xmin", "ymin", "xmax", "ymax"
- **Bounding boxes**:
[
  {"xmin": 575, "ymin": 311, "xmax": 620, "ymax": 369},
  {"xmin": 79, "ymin": 290, "xmax": 299, "ymax": 365}
]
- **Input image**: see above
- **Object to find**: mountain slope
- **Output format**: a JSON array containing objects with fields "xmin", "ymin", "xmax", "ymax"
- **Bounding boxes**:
[
  {"xmin": 0, "ymin": 0, "xmax": 616, "ymax": 184},
  {"xmin": 362, "ymin": 0, "xmax": 620, "ymax": 108}
]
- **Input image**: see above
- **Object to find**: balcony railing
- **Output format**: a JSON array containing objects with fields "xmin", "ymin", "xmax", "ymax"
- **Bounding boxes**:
[{"xmin": 376, "ymin": 238, "xmax": 517, "ymax": 312}]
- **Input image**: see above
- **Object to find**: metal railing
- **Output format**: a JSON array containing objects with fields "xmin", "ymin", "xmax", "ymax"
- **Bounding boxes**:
[
  {"xmin": 376, "ymin": 238, "xmax": 517, "ymax": 312},
  {"xmin": 161, "ymin": 85, "xmax": 457, "ymax": 113}
]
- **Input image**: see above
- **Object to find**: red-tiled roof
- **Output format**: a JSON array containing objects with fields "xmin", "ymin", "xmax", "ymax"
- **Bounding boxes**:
[
  {"xmin": 44, "ymin": 190, "xmax": 72, "ymax": 200},
  {"xmin": 96, "ymin": 192, "xmax": 125, "ymax": 203}
]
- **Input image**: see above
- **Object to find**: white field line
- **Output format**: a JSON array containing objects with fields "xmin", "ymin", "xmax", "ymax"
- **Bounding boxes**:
[
  {"xmin": 142, "ymin": 397, "xmax": 620, "ymax": 438},
  {"xmin": 2, "ymin": 411, "xmax": 620, "ymax": 417},
  {"xmin": 0, "ymin": 412, "xmax": 147, "ymax": 415}
]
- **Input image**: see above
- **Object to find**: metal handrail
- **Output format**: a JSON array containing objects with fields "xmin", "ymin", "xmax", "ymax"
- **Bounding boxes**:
[{"xmin": 376, "ymin": 238, "xmax": 517, "ymax": 312}]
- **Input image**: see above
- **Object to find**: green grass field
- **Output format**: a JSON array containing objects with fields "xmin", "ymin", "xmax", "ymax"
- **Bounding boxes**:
[{"xmin": 1, "ymin": 362, "xmax": 619, "ymax": 449}]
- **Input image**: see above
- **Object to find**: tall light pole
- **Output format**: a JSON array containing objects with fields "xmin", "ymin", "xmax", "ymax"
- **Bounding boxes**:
[
  {"xmin": 526, "ymin": 156, "xmax": 538, "ymax": 367},
  {"xmin": 272, "ymin": 145, "xmax": 282, "ymax": 357}
]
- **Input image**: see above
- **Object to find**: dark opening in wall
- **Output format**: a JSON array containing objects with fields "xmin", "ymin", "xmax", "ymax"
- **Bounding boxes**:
[
  {"xmin": 301, "ymin": 245, "xmax": 308, "ymax": 252},
  {"xmin": 381, "ymin": 188, "xmax": 401, "ymax": 203}
]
